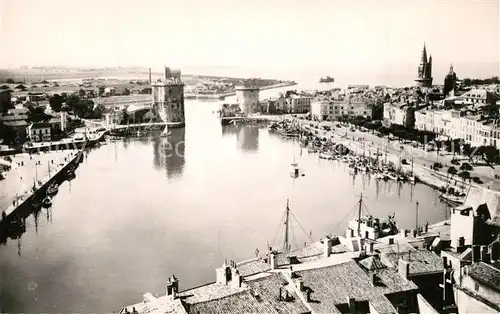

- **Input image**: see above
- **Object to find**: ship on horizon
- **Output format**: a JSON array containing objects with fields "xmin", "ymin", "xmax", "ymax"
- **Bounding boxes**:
[{"xmin": 319, "ymin": 76, "xmax": 335, "ymax": 83}]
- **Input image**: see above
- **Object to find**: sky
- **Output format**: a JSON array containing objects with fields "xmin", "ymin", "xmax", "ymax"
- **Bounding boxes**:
[{"xmin": 0, "ymin": 0, "xmax": 499, "ymax": 84}]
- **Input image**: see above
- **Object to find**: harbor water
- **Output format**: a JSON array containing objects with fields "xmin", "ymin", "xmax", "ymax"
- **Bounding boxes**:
[{"xmin": 0, "ymin": 96, "xmax": 450, "ymax": 313}]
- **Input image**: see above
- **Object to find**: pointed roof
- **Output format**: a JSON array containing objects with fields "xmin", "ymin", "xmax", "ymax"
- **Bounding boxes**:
[{"xmin": 420, "ymin": 43, "xmax": 428, "ymax": 64}]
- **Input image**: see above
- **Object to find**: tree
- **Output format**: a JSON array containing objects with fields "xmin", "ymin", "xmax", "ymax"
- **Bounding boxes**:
[
  {"xmin": 27, "ymin": 106, "xmax": 50, "ymax": 123},
  {"xmin": 0, "ymin": 122, "xmax": 16, "ymax": 144},
  {"xmin": 458, "ymin": 171, "xmax": 471, "ymax": 181},
  {"xmin": 460, "ymin": 163, "xmax": 473, "ymax": 171},
  {"xmin": 447, "ymin": 166, "xmax": 458, "ymax": 176},
  {"xmin": 79, "ymin": 89, "xmax": 86, "ymax": 98},
  {"xmin": 93, "ymin": 104, "xmax": 106, "ymax": 119},
  {"xmin": 49, "ymin": 94, "xmax": 64, "ymax": 112}
]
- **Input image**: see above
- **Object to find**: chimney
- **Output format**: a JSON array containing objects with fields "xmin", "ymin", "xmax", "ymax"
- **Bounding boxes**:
[
  {"xmin": 348, "ymin": 297, "xmax": 356, "ymax": 314},
  {"xmin": 166, "ymin": 275, "xmax": 179, "ymax": 299},
  {"xmin": 269, "ymin": 251, "xmax": 278, "ymax": 270},
  {"xmin": 442, "ymin": 256, "xmax": 448, "ymax": 269},
  {"xmin": 148, "ymin": 68, "xmax": 152, "ymax": 85},
  {"xmin": 278, "ymin": 286, "xmax": 282, "ymax": 301},
  {"xmin": 457, "ymin": 237, "xmax": 465, "ymax": 252},
  {"xmin": 412, "ymin": 229, "xmax": 418, "ymax": 237},
  {"xmin": 295, "ymin": 279, "xmax": 304, "ymax": 291},
  {"xmin": 491, "ymin": 242, "xmax": 499, "ymax": 260},
  {"xmin": 481, "ymin": 245, "xmax": 490, "ymax": 263},
  {"xmin": 231, "ymin": 268, "xmax": 242, "ymax": 288},
  {"xmin": 389, "ymin": 238, "xmax": 395, "ymax": 245},
  {"xmin": 306, "ymin": 289, "xmax": 312, "ymax": 302},
  {"xmin": 400, "ymin": 229, "xmax": 406, "ymax": 237},
  {"xmin": 323, "ymin": 236, "xmax": 333, "ymax": 257},
  {"xmin": 216, "ymin": 260, "xmax": 229, "ymax": 284},
  {"xmin": 398, "ymin": 259, "xmax": 410, "ymax": 279},
  {"xmin": 472, "ymin": 245, "xmax": 480, "ymax": 262},
  {"xmin": 369, "ymin": 242, "xmax": 374, "ymax": 254}
]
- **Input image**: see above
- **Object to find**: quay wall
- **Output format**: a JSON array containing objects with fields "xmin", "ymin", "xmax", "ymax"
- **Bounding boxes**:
[{"xmin": 0, "ymin": 150, "xmax": 83, "ymax": 226}]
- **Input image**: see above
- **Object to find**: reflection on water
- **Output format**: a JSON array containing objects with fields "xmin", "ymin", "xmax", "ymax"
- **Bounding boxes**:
[
  {"xmin": 153, "ymin": 128, "xmax": 186, "ymax": 179},
  {"xmin": 237, "ymin": 125, "xmax": 259, "ymax": 152}
]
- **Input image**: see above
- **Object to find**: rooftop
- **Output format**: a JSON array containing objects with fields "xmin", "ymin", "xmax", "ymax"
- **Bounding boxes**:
[
  {"xmin": 380, "ymin": 250, "xmax": 444, "ymax": 276},
  {"xmin": 468, "ymin": 261, "xmax": 500, "ymax": 292},
  {"xmin": 295, "ymin": 260, "xmax": 399, "ymax": 313}
]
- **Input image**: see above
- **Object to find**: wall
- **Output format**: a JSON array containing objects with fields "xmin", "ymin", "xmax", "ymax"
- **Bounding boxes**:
[
  {"xmin": 450, "ymin": 207, "xmax": 475, "ymax": 248},
  {"xmin": 455, "ymin": 287, "xmax": 499, "ymax": 313},
  {"xmin": 416, "ymin": 293, "xmax": 439, "ymax": 313},
  {"xmin": 462, "ymin": 274, "xmax": 500, "ymax": 305}
]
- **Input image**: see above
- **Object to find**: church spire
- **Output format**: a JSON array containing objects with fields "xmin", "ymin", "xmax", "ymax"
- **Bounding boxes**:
[{"xmin": 421, "ymin": 43, "xmax": 428, "ymax": 64}]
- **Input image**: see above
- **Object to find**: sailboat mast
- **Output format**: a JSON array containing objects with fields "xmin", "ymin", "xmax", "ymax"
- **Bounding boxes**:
[
  {"xmin": 357, "ymin": 193, "xmax": 363, "ymax": 236},
  {"xmin": 284, "ymin": 199, "xmax": 290, "ymax": 252},
  {"xmin": 415, "ymin": 201, "xmax": 419, "ymax": 232}
]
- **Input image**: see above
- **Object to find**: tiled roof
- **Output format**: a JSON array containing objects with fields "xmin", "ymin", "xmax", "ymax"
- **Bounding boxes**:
[
  {"xmin": 177, "ymin": 282, "xmax": 247, "ymax": 305},
  {"xmin": 275, "ymin": 241, "xmax": 348, "ymax": 266},
  {"xmin": 468, "ymin": 262, "xmax": 500, "ymax": 292},
  {"xmin": 246, "ymin": 273, "xmax": 310, "ymax": 314},
  {"xmin": 370, "ymin": 268, "xmax": 418, "ymax": 295},
  {"xmin": 235, "ymin": 257, "xmax": 271, "ymax": 277},
  {"xmin": 380, "ymin": 250, "xmax": 444, "ymax": 275},
  {"xmin": 124, "ymin": 296, "xmax": 188, "ymax": 314},
  {"xmin": 186, "ymin": 290, "xmax": 277, "ymax": 314},
  {"xmin": 375, "ymin": 242, "xmax": 415, "ymax": 254},
  {"xmin": 359, "ymin": 256, "xmax": 387, "ymax": 271},
  {"xmin": 295, "ymin": 260, "xmax": 398, "ymax": 314}
]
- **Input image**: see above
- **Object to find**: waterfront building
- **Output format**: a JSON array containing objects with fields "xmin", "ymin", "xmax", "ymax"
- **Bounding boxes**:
[
  {"xmin": 284, "ymin": 94, "xmax": 311, "ymax": 114},
  {"xmin": 415, "ymin": 44, "xmax": 433, "ymax": 88},
  {"xmin": 260, "ymin": 95, "xmax": 285, "ymax": 114},
  {"xmin": 152, "ymin": 66, "xmax": 185, "ymax": 126},
  {"xmin": 26, "ymin": 122, "xmax": 51, "ymax": 142},
  {"xmin": 443, "ymin": 64, "xmax": 458, "ymax": 97},
  {"xmin": 311, "ymin": 98, "xmax": 373, "ymax": 121},
  {"xmin": 220, "ymin": 103, "xmax": 242, "ymax": 118},
  {"xmin": 235, "ymin": 85, "xmax": 259, "ymax": 116},
  {"xmin": 383, "ymin": 103, "xmax": 415, "ymax": 128}
]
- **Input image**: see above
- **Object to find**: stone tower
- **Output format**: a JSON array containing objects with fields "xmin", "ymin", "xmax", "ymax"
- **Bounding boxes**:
[
  {"xmin": 151, "ymin": 66, "xmax": 185, "ymax": 127},
  {"xmin": 415, "ymin": 44, "xmax": 433, "ymax": 88},
  {"xmin": 443, "ymin": 64, "xmax": 458, "ymax": 96}
]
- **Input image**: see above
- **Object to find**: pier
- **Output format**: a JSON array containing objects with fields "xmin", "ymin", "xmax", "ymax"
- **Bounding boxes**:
[{"xmin": 0, "ymin": 149, "xmax": 83, "ymax": 225}]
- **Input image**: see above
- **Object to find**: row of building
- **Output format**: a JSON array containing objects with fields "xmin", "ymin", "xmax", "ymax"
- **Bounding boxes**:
[
  {"xmin": 383, "ymin": 88, "xmax": 500, "ymax": 149},
  {"xmin": 120, "ymin": 198, "xmax": 500, "ymax": 313}
]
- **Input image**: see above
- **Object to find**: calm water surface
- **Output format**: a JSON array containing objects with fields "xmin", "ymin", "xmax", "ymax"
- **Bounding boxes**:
[{"xmin": 0, "ymin": 96, "xmax": 450, "ymax": 313}]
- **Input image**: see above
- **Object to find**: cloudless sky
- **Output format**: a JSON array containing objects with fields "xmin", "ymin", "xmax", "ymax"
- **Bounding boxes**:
[{"xmin": 0, "ymin": 0, "xmax": 499, "ymax": 83}]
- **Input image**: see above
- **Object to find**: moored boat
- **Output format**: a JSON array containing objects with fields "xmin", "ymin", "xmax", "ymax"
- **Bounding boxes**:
[
  {"xmin": 42, "ymin": 196, "xmax": 52, "ymax": 208},
  {"xmin": 439, "ymin": 193, "xmax": 465, "ymax": 206},
  {"xmin": 46, "ymin": 182, "xmax": 59, "ymax": 196}
]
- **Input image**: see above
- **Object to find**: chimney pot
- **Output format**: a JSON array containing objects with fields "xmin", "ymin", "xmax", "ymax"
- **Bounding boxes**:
[
  {"xmin": 481, "ymin": 245, "xmax": 490, "ymax": 263},
  {"xmin": 269, "ymin": 251, "xmax": 278, "ymax": 270},
  {"xmin": 324, "ymin": 237, "xmax": 333, "ymax": 257},
  {"xmin": 398, "ymin": 259, "xmax": 410, "ymax": 279},
  {"xmin": 296, "ymin": 279, "xmax": 304, "ymax": 291}
]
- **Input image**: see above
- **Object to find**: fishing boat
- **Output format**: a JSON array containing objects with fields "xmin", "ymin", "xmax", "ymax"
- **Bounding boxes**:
[
  {"xmin": 46, "ymin": 182, "xmax": 59, "ymax": 196},
  {"xmin": 31, "ymin": 197, "xmax": 43, "ymax": 209},
  {"xmin": 346, "ymin": 195, "xmax": 398, "ymax": 240},
  {"xmin": 439, "ymin": 193, "xmax": 465, "ymax": 206},
  {"xmin": 42, "ymin": 196, "xmax": 52, "ymax": 208}
]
